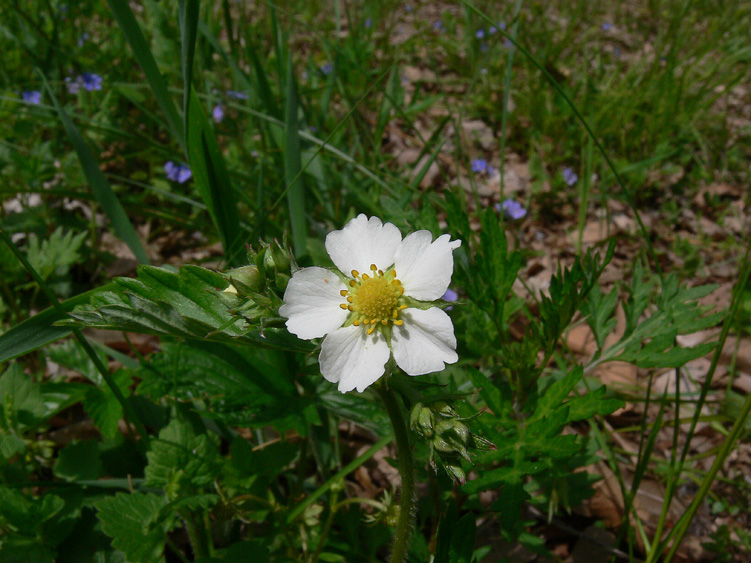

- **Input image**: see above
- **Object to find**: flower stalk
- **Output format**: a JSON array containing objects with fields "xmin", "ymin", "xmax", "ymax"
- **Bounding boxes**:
[{"xmin": 376, "ymin": 385, "xmax": 416, "ymax": 563}]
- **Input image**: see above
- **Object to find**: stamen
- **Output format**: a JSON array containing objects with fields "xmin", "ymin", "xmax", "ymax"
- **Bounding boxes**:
[
  {"xmin": 353, "ymin": 320, "xmax": 360, "ymax": 326},
  {"xmin": 349, "ymin": 280, "xmax": 357, "ymax": 287},
  {"xmin": 394, "ymin": 320, "xmax": 403, "ymax": 326},
  {"xmin": 340, "ymin": 289, "xmax": 348, "ymax": 296},
  {"xmin": 340, "ymin": 304, "xmax": 348, "ymax": 310},
  {"xmin": 362, "ymin": 273, "xmax": 369, "ymax": 280},
  {"xmin": 351, "ymin": 270, "xmax": 359, "ymax": 278},
  {"xmin": 378, "ymin": 270, "xmax": 383, "ymax": 275},
  {"xmin": 348, "ymin": 305, "xmax": 354, "ymax": 311},
  {"xmin": 367, "ymin": 325, "xmax": 376, "ymax": 335},
  {"xmin": 370, "ymin": 264, "xmax": 377, "ymax": 271}
]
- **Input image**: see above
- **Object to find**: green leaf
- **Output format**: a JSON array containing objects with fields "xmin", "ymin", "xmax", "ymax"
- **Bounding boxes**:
[
  {"xmin": 0, "ymin": 487, "xmax": 64, "ymax": 533},
  {"xmin": 467, "ymin": 368, "xmax": 507, "ymax": 416},
  {"xmin": 450, "ymin": 513, "xmax": 477, "ymax": 563},
  {"xmin": 0, "ymin": 284, "xmax": 113, "ymax": 364},
  {"xmin": 0, "ymin": 364, "xmax": 48, "ymax": 429},
  {"xmin": 95, "ymin": 492, "xmax": 168, "ymax": 563},
  {"xmin": 144, "ymin": 419, "xmax": 220, "ymax": 489},
  {"xmin": 284, "ymin": 61, "xmax": 307, "ymax": 259},
  {"xmin": 462, "ymin": 461, "xmax": 544, "ymax": 493},
  {"xmin": 531, "ymin": 367, "xmax": 583, "ymax": 422},
  {"xmin": 54, "ymin": 441, "xmax": 102, "ymax": 481},
  {"xmin": 581, "ymin": 285, "xmax": 618, "ymax": 350},
  {"xmin": 106, "ymin": 0, "xmax": 184, "ymax": 148},
  {"xmin": 62, "ymin": 265, "xmax": 309, "ymax": 352},
  {"xmin": 0, "ymin": 539, "xmax": 55, "ymax": 563},
  {"xmin": 40, "ymin": 73, "xmax": 150, "ymax": 265},
  {"xmin": 186, "ymin": 87, "xmax": 243, "ymax": 263},
  {"xmin": 178, "ymin": 0, "xmax": 200, "ymax": 142}
]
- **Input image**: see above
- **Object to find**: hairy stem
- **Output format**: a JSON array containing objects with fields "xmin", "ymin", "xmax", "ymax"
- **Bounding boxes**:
[{"xmin": 376, "ymin": 386, "xmax": 416, "ymax": 563}]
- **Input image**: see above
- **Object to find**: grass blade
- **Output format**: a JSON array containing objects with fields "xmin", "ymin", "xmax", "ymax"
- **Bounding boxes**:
[
  {"xmin": 283, "ymin": 60, "xmax": 307, "ymax": 259},
  {"xmin": 186, "ymin": 86, "xmax": 243, "ymax": 264},
  {"xmin": 39, "ymin": 72, "xmax": 150, "ymax": 265},
  {"xmin": 0, "ymin": 284, "xmax": 113, "ymax": 364},
  {"xmin": 179, "ymin": 0, "xmax": 200, "ymax": 144},
  {"xmin": 106, "ymin": 0, "xmax": 185, "ymax": 151}
]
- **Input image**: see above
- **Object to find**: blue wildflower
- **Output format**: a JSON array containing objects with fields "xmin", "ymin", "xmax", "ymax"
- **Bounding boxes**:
[
  {"xmin": 320, "ymin": 62, "xmax": 333, "ymax": 75},
  {"xmin": 442, "ymin": 288, "xmax": 458, "ymax": 311},
  {"xmin": 365, "ymin": 17, "xmax": 372, "ymax": 28},
  {"xmin": 601, "ymin": 23, "xmax": 613, "ymax": 31},
  {"xmin": 475, "ymin": 29, "xmax": 485, "ymax": 39},
  {"xmin": 22, "ymin": 91, "xmax": 42, "ymax": 105},
  {"xmin": 227, "ymin": 90, "xmax": 249, "ymax": 100},
  {"xmin": 562, "ymin": 167, "xmax": 578, "ymax": 186},
  {"xmin": 212, "ymin": 104, "xmax": 224, "ymax": 123},
  {"xmin": 165, "ymin": 161, "xmax": 192, "ymax": 184},
  {"xmin": 489, "ymin": 22, "xmax": 505, "ymax": 34},
  {"xmin": 78, "ymin": 32, "xmax": 89, "ymax": 47},
  {"xmin": 433, "ymin": 20, "xmax": 445, "ymax": 32},
  {"xmin": 498, "ymin": 199, "xmax": 527, "ymax": 220},
  {"xmin": 81, "ymin": 72, "xmax": 102, "ymax": 91},
  {"xmin": 471, "ymin": 158, "xmax": 488, "ymax": 173}
]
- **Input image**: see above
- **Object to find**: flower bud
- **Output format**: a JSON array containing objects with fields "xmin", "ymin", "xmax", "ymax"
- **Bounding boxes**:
[
  {"xmin": 226, "ymin": 265, "xmax": 264, "ymax": 295},
  {"xmin": 264, "ymin": 239, "xmax": 292, "ymax": 275},
  {"xmin": 443, "ymin": 458, "xmax": 466, "ymax": 485},
  {"xmin": 410, "ymin": 403, "xmax": 435, "ymax": 438}
]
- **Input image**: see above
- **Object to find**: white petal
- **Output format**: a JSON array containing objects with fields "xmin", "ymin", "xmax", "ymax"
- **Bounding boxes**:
[
  {"xmin": 394, "ymin": 232, "xmax": 461, "ymax": 301},
  {"xmin": 392, "ymin": 308, "xmax": 458, "ymax": 376},
  {"xmin": 279, "ymin": 267, "xmax": 348, "ymax": 340},
  {"xmin": 319, "ymin": 325, "xmax": 390, "ymax": 393},
  {"xmin": 325, "ymin": 214, "xmax": 402, "ymax": 275}
]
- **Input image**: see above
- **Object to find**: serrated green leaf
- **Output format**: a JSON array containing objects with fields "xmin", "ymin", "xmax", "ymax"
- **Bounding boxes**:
[
  {"xmin": 565, "ymin": 386, "xmax": 624, "ymax": 421},
  {"xmin": 531, "ymin": 367, "xmax": 583, "ymax": 422},
  {"xmin": 95, "ymin": 492, "xmax": 167, "ymax": 563},
  {"xmin": 0, "ymin": 487, "xmax": 64, "ymax": 533},
  {"xmin": 0, "ymin": 364, "xmax": 48, "ymax": 429},
  {"xmin": 581, "ymin": 285, "xmax": 618, "ymax": 350},
  {"xmin": 0, "ymin": 539, "xmax": 55, "ymax": 563},
  {"xmin": 467, "ymin": 368, "xmax": 507, "ymax": 417},
  {"xmin": 462, "ymin": 460, "xmax": 544, "ymax": 493},
  {"xmin": 54, "ymin": 441, "xmax": 101, "ymax": 481},
  {"xmin": 144, "ymin": 419, "xmax": 219, "ymax": 489}
]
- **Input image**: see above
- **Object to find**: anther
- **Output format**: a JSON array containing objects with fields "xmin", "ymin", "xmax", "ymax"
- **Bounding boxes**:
[
  {"xmin": 347, "ymin": 296, "xmax": 353, "ymax": 303},
  {"xmin": 370, "ymin": 264, "xmax": 377, "ymax": 271},
  {"xmin": 348, "ymin": 305, "xmax": 354, "ymax": 311},
  {"xmin": 399, "ymin": 304, "xmax": 407, "ymax": 310},
  {"xmin": 378, "ymin": 269, "xmax": 383, "ymax": 275},
  {"xmin": 340, "ymin": 289, "xmax": 348, "ymax": 296},
  {"xmin": 367, "ymin": 326, "xmax": 376, "ymax": 335},
  {"xmin": 353, "ymin": 320, "xmax": 360, "ymax": 326},
  {"xmin": 391, "ymin": 270, "xmax": 397, "ymax": 278},
  {"xmin": 349, "ymin": 280, "xmax": 357, "ymax": 287},
  {"xmin": 381, "ymin": 320, "xmax": 388, "ymax": 325},
  {"xmin": 340, "ymin": 304, "xmax": 348, "ymax": 310},
  {"xmin": 362, "ymin": 273, "xmax": 369, "ymax": 280},
  {"xmin": 394, "ymin": 320, "xmax": 403, "ymax": 325},
  {"xmin": 351, "ymin": 270, "xmax": 359, "ymax": 278}
]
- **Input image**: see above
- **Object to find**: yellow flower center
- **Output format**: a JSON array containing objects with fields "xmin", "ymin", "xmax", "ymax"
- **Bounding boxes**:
[{"xmin": 339, "ymin": 264, "xmax": 407, "ymax": 334}]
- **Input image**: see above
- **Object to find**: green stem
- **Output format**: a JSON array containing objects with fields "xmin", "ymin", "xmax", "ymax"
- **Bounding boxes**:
[{"xmin": 376, "ymin": 386, "xmax": 416, "ymax": 563}]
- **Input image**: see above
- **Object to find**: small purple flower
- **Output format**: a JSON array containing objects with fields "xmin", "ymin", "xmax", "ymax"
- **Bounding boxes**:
[
  {"xmin": 601, "ymin": 23, "xmax": 613, "ymax": 31},
  {"xmin": 562, "ymin": 167, "xmax": 578, "ymax": 186},
  {"xmin": 471, "ymin": 158, "xmax": 488, "ymax": 173},
  {"xmin": 212, "ymin": 104, "xmax": 224, "ymax": 123},
  {"xmin": 442, "ymin": 288, "xmax": 458, "ymax": 310},
  {"xmin": 320, "ymin": 62, "xmax": 333, "ymax": 75},
  {"xmin": 489, "ymin": 22, "xmax": 505, "ymax": 34},
  {"xmin": 365, "ymin": 17, "xmax": 372, "ymax": 28},
  {"xmin": 614, "ymin": 47, "xmax": 621, "ymax": 59},
  {"xmin": 78, "ymin": 32, "xmax": 89, "ymax": 47},
  {"xmin": 405, "ymin": 4, "xmax": 412, "ymax": 12},
  {"xmin": 227, "ymin": 90, "xmax": 248, "ymax": 100},
  {"xmin": 498, "ymin": 199, "xmax": 527, "ymax": 220},
  {"xmin": 22, "ymin": 91, "xmax": 42, "ymax": 105},
  {"xmin": 81, "ymin": 72, "xmax": 102, "ymax": 91},
  {"xmin": 433, "ymin": 20, "xmax": 445, "ymax": 32},
  {"xmin": 480, "ymin": 42, "xmax": 489, "ymax": 52},
  {"xmin": 475, "ymin": 29, "xmax": 486, "ymax": 39},
  {"xmin": 165, "ymin": 161, "xmax": 192, "ymax": 184}
]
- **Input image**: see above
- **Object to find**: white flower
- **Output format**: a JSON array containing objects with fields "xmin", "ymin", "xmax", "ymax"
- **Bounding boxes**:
[{"xmin": 279, "ymin": 214, "xmax": 461, "ymax": 393}]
